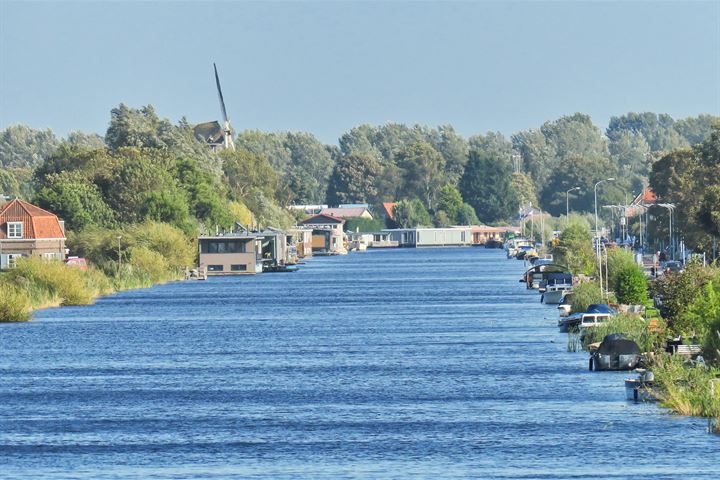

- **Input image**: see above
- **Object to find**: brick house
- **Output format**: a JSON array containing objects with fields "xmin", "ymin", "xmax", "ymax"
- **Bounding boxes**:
[{"xmin": 0, "ymin": 199, "xmax": 67, "ymax": 268}]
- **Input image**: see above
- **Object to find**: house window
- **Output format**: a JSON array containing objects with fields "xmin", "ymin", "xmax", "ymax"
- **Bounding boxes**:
[
  {"xmin": 7, "ymin": 253, "xmax": 23, "ymax": 268},
  {"xmin": 43, "ymin": 252, "xmax": 60, "ymax": 260},
  {"xmin": 7, "ymin": 222, "xmax": 22, "ymax": 238},
  {"xmin": 230, "ymin": 264, "xmax": 247, "ymax": 272},
  {"xmin": 207, "ymin": 265, "xmax": 224, "ymax": 272}
]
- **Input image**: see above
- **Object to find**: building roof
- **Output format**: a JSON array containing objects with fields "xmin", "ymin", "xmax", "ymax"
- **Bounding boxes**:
[
  {"xmin": 381, "ymin": 202, "xmax": 397, "ymax": 219},
  {"xmin": 299, "ymin": 213, "xmax": 345, "ymax": 225},
  {"xmin": 320, "ymin": 207, "xmax": 372, "ymax": 219},
  {"xmin": 193, "ymin": 121, "xmax": 224, "ymax": 145},
  {"xmin": 0, "ymin": 199, "xmax": 65, "ymax": 239},
  {"xmin": 631, "ymin": 188, "xmax": 658, "ymax": 206}
]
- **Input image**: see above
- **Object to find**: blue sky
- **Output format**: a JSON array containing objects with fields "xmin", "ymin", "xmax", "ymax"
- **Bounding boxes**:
[{"xmin": 1, "ymin": 1, "xmax": 718, "ymax": 144}]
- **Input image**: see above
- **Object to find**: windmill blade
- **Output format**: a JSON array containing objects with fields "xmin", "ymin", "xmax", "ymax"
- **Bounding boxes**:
[{"xmin": 214, "ymin": 63, "xmax": 229, "ymax": 124}]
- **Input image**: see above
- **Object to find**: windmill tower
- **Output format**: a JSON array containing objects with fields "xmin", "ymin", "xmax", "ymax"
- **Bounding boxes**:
[
  {"xmin": 214, "ymin": 63, "xmax": 235, "ymax": 151},
  {"xmin": 194, "ymin": 63, "xmax": 235, "ymax": 152}
]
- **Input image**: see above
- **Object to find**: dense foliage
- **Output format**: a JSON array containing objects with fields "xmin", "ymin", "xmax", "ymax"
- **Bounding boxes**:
[
  {"xmin": 649, "ymin": 124, "xmax": 720, "ymax": 252},
  {"xmin": 552, "ymin": 220, "xmax": 595, "ymax": 275},
  {"xmin": 1, "ymin": 109, "xmax": 717, "ymax": 241}
]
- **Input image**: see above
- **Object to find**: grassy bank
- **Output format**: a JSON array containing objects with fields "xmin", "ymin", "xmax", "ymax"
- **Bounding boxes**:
[
  {"xmin": 0, "ymin": 221, "xmax": 194, "ymax": 323},
  {"xmin": 572, "ymin": 260, "xmax": 720, "ymax": 433}
]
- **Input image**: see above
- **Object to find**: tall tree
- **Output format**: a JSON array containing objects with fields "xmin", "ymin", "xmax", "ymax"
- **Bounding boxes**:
[
  {"xmin": 396, "ymin": 141, "xmax": 446, "ymax": 209},
  {"xmin": 326, "ymin": 152, "xmax": 382, "ymax": 205},
  {"xmin": 393, "ymin": 198, "xmax": 432, "ymax": 228},
  {"xmin": 460, "ymin": 150, "xmax": 518, "ymax": 223},
  {"xmin": 0, "ymin": 125, "xmax": 59, "ymax": 168}
]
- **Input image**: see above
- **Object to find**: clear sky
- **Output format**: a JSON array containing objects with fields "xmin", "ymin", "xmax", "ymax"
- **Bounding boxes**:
[{"xmin": 1, "ymin": 0, "xmax": 718, "ymax": 144}]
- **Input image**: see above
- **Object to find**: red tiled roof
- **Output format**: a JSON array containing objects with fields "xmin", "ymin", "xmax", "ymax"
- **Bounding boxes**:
[
  {"xmin": 382, "ymin": 202, "xmax": 397, "ymax": 219},
  {"xmin": 0, "ymin": 199, "xmax": 65, "ymax": 239},
  {"xmin": 632, "ymin": 188, "xmax": 657, "ymax": 206}
]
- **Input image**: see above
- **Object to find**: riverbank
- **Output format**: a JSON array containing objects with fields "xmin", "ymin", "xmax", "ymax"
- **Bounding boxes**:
[
  {"xmin": 550, "ymin": 259, "xmax": 720, "ymax": 433},
  {"xmin": 0, "ymin": 256, "xmax": 185, "ymax": 323}
]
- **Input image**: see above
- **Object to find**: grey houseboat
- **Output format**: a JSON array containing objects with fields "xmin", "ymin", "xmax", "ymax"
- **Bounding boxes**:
[
  {"xmin": 198, "ymin": 234, "xmax": 263, "ymax": 275},
  {"xmin": 383, "ymin": 227, "xmax": 472, "ymax": 247}
]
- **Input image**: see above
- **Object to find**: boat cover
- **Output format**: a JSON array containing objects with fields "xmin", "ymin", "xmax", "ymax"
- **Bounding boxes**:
[
  {"xmin": 596, "ymin": 334, "xmax": 641, "ymax": 356},
  {"xmin": 586, "ymin": 304, "xmax": 617, "ymax": 315}
]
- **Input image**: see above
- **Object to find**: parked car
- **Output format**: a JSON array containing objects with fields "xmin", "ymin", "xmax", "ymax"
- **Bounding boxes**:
[{"xmin": 662, "ymin": 260, "xmax": 684, "ymax": 274}]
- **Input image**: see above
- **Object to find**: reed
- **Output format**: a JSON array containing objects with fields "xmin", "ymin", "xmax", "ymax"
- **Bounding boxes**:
[
  {"xmin": 0, "ymin": 283, "xmax": 31, "ymax": 322},
  {"xmin": 651, "ymin": 354, "xmax": 720, "ymax": 420}
]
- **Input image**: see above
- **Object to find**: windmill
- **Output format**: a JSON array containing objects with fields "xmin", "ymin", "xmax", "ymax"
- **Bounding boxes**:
[
  {"xmin": 213, "ymin": 63, "xmax": 235, "ymax": 151},
  {"xmin": 193, "ymin": 63, "xmax": 235, "ymax": 152}
]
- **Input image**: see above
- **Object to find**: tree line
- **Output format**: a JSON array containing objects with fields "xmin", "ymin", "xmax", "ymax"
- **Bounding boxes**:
[{"xmin": 0, "ymin": 106, "xmax": 717, "ymax": 236}]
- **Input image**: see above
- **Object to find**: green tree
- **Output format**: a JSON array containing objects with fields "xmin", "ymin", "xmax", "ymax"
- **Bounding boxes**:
[
  {"xmin": 34, "ymin": 172, "xmax": 116, "ymax": 231},
  {"xmin": 142, "ymin": 188, "xmax": 193, "ymax": 233},
  {"xmin": 552, "ymin": 221, "xmax": 595, "ymax": 275},
  {"xmin": 435, "ymin": 184, "xmax": 464, "ymax": 222},
  {"xmin": 539, "ymin": 154, "xmax": 622, "ymax": 217},
  {"xmin": 396, "ymin": 142, "xmax": 446, "ymax": 209},
  {"xmin": 393, "ymin": 198, "xmax": 432, "ymax": 227},
  {"xmin": 607, "ymin": 112, "xmax": 688, "ymax": 153},
  {"xmin": 0, "ymin": 125, "xmax": 59, "ymax": 168},
  {"xmin": 510, "ymin": 172, "xmax": 538, "ymax": 209},
  {"xmin": 222, "ymin": 150, "xmax": 278, "ymax": 200},
  {"xmin": 326, "ymin": 152, "xmax": 382, "ymax": 205},
  {"xmin": 456, "ymin": 203, "xmax": 479, "ymax": 225},
  {"xmin": 459, "ymin": 149, "xmax": 518, "ymax": 223},
  {"xmin": 616, "ymin": 267, "xmax": 649, "ymax": 305}
]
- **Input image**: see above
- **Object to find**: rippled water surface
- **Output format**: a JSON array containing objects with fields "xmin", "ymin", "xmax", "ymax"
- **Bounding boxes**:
[{"xmin": 2, "ymin": 248, "xmax": 718, "ymax": 479}]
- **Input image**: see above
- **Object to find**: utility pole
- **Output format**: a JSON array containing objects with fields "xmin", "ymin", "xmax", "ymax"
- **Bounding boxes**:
[{"xmin": 117, "ymin": 236, "xmax": 122, "ymax": 274}]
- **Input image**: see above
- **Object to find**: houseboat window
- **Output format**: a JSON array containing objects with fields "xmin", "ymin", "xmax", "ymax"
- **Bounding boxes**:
[
  {"xmin": 207, "ymin": 265, "xmax": 224, "ymax": 272},
  {"xmin": 200, "ymin": 240, "xmax": 248, "ymax": 254},
  {"xmin": 7, "ymin": 222, "xmax": 22, "ymax": 238},
  {"xmin": 230, "ymin": 264, "xmax": 247, "ymax": 272}
]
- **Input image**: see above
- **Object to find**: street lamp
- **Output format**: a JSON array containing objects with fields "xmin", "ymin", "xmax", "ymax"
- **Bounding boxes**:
[
  {"xmin": 566, "ymin": 186, "xmax": 581, "ymax": 224},
  {"xmin": 594, "ymin": 178, "xmax": 615, "ymax": 237}
]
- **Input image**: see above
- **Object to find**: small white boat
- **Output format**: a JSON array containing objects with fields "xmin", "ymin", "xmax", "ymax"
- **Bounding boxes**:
[
  {"xmin": 625, "ymin": 370, "xmax": 658, "ymax": 402},
  {"xmin": 542, "ymin": 283, "xmax": 572, "ymax": 304}
]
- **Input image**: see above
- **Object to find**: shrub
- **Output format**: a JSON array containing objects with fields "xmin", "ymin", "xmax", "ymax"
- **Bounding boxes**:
[
  {"xmin": 616, "ymin": 267, "xmax": 649, "ymax": 305},
  {"xmin": 129, "ymin": 246, "xmax": 170, "ymax": 282},
  {"xmin": 6, "ymin": 257, "xmax": 98, "ymax": 307},
  {"xmin": 0, "ymin": 283, "xmax": 31, "ymax": 322},
  {"xmin": 582, "ymin": 313, "xmax": 664, "ymax": 353},
  {"xmin": 552, "ymin": 221, "xmax": 595, "ymax": 275},
  {"xmin": 571, "ymin": 281, "xmax": 603, "ymax": 313}
]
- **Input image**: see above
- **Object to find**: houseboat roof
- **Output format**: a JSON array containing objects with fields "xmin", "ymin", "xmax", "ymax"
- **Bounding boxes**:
[
  {"xmin": 320, "ymin": 207, "xmax": 372, "ymax": 219},
  {"xmin": 300, "ymin": 213, "xmax": 345, "ymax": 225},
  {"xmin": 0, "ymin": 199, "xmax": 66, "ymax": 239}
]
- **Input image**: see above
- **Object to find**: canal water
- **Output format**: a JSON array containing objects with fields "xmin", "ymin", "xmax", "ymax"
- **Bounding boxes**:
[{"xmin": 1, "ymin": 248, "xmax": 718, "ymax": 479}]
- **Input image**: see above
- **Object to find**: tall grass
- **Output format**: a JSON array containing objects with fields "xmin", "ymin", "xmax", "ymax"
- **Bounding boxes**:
[
  {"xmin": 651, "ymin": 354, "xmax": 720, "ymax": 423},
  {"xmin": 1, "ymin": 221, "xmax": 193, "ymax": 322},
  {"xmin": 0, "ymin": 283, "xmax": 31, "ymax": 322},
  {"xmin": 582, "ymin": 313, "xmax": 666, "ymax": 353}
]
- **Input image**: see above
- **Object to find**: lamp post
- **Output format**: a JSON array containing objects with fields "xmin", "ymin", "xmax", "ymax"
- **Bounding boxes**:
[
  {"xmin": 566, "ymin": 186, "xmax": 580, "ymax": 225},
  {"xmin": 116, "ymin": 236, "xmax": 122, "ymax": 274},
  {"xmin": 594, "ymin": 178, "xmax": 615, "ymax": 237}
]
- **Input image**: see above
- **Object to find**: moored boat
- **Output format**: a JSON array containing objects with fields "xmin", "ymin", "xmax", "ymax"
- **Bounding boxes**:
[
  {"xmin": 589, "ymin": 333, "xmax": 642, "ymax": 371},
  {"xmin": 625, "ymin": 370, "xmax": 658, "ymax": 402}
]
